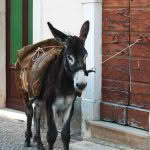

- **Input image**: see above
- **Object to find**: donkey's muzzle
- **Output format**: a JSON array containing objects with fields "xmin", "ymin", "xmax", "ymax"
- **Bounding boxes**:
[
  {"xmin": 73, "ymin": 70, "xmax": 87, "ymax": 92},
  {"xmin": 76, "ymin": 83, "xmax": 87, "ymax": 91}
]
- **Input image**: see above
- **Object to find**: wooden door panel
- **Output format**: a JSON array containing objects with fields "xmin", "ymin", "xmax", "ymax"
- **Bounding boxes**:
[
  {"xmin": 128, "ymin": 3, "xmax": 150, "ymax": 130},
  {"xmin": 131, "ymin": 59, "xmax": 150, "ymax": 71},
  {"xmin": 130, "ymin": 8, "xmax": 150, "ymax": 32},
  {"xmin": 102, "ymin": 88, "xmax": 129, "ymax": 105},
  {"xmin": 130, "ymin": 32, "xmax": 150, "ymax": 44},
  {"xmin": 102, "ymin": 65, "xmax": 130, "ymax": 81},
  {"xmin": 101, "ymin": 0, "xmax": 150, "ymax": 131},
  {"xmin": 103, "ymin": 32, "xmax": 129, "ymax": 44},
  {"xmin": 103, "ymin": 0, "xmax": 129, "ymax": 8},
  {"xmin": 102, "ymin": 0, "xmax": 130, "ymax": 126},
  {"xmin": 6, "ymin": 0, "xmax": 23, "ymax": 111},
  {"xmin": 131, "ymin": 70, "xmax": 150, "ymax": 83},
  {"xmin": 100, "ymin": 102, "xmax": 127, "ymax": 125},
  {"xmin": 9, "ymin": 67, "xmax": 18, "ymax": 97},
  {"xmin": 6, "ymin": 66, "xmax": 24, "ymax": 111},
  {"xmin": 130, "ymin": 0, "xmax": 150, "ymax": 8},
  {"xmin": 6, "ymin": 0, "xmax": 33, "ymax": 111},
  {"xmin": 130, "ymin": 82, "xmax": 150, "ymax": 110},
  {"xmin": 130, "ymin": 94, "xmax": 150, "ymax": 109},
  {"xmin": 102, "ymin": 43, "xmax": 129, "ymax": 56},
  {"xmin": 103, "ymin": 57, "xmax": 129, "ymax": 70},
  {"xmin": 127, "ymin": 107, "xmax": 149, "ymax": 130},
  {"xmin": 131, "ymin": 83, "xmax": 150, "ymax": 95},
  {"xmin": 103, "ymin": 8, "xmax": 129, "ymax": 32},
  {"xmin": 130, "ymin": 44, "xmax": 150, "ymax": 58},
  {"xmin": 102, "ymin": 79, "xmax": 129, "ymax": 92},
  {"xmin": 10, "ymin": 0, "xmax": 22, "ymax": 64}
]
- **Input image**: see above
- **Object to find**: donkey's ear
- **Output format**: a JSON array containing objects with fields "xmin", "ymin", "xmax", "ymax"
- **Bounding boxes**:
[
  {"xmin": 47, "ymin": 22, "xmax": 68, "ymax": 43},
  {"xmin": 79, "ymin": 20, "xmax": 90, "ymax": 43}
]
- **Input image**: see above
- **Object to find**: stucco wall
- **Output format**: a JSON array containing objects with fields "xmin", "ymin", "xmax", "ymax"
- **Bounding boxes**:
[
  {"xmin": 33, "ymin": 0, "xmax": 83, "ymax": 43},
  {"xmin": 0, "ymin": 0, "xmax": 6, "ymax": 108}
]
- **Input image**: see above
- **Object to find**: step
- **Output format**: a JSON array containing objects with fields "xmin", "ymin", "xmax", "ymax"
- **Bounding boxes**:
[
  {"xmin": 0, "ymin": 108, "xmax": 26, "ymax": 121},
  {"xmin": 88, "ymin": 121, "xmax": 150, "ymax": 150},
  {"xmin": 70, "ymin": 141, "xmax": 120, "ymax": 150}
]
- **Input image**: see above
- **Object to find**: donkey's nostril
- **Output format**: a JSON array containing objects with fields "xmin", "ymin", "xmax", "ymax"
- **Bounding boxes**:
[
  {"xmin": 76, "ymin": 83, "xmax": 87, "ymax": 90},
  {"xmin": 76, "ymin": 83, "xmax": 79, "ymax": 88}
]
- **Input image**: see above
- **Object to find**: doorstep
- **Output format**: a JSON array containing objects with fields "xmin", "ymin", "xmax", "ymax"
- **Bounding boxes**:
[{"xmin": 88, "ymin": 121, "xmax": 149, "ymax": 150}]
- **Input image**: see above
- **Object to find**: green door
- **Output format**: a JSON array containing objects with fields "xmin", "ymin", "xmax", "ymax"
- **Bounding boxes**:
[
  {"xmin": 6, "ymin": 0, "xmax": 33, "ymax": 111},
  {"xmin": 10, "ymin": 0, "xmax": 22, "ymax": 64}
]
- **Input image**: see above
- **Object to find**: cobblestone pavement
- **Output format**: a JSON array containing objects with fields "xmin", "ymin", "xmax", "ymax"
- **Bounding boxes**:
[
  {"xmin": 0, "ymin": 110, "xmax": 139, "ymax": 150},
  {"xmin": 0, "ymin": 115, "xmax": 81, "ymax": 150}
]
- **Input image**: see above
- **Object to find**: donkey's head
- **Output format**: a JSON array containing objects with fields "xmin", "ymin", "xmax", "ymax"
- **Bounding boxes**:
[{"xmin": 47, "ymin": 21, "xmax": 89, "ymax": 93}]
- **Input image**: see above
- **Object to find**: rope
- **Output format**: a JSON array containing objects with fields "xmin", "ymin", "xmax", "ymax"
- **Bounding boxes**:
[
  {"xmin": 32, "ymin": 47, "xmax": 45, "ymax": 62},
  {"xmin": 102, "ymin": 38, "xmax": 142, "ymax": 64},
  {"xmin": 32, "ymin": 46, "xmax": 64, "ymax": 62}
]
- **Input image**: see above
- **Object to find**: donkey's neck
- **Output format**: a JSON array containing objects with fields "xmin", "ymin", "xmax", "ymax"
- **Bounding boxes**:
[{"xmin": 55, "ymin": 60, "xmax": 75, "ymax": 96}]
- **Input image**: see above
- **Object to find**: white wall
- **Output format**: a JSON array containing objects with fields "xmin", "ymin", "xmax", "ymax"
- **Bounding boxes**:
[
  {"xmin": 0, "ymin": 0, "xmax": 6, "ymax": 108},
  {"xmin": 81, "ymin": 0, "xmax": 102, "ymax": 138},
  {"xmin": 33, "ymin": 0, "xmax": 83, "ymax": 43}
]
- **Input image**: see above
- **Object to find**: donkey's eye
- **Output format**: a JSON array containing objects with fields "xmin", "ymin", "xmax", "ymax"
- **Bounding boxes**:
[
  {"xmin": 83, "ymin": 55, "xmax": 87, "ymax": 64},
  {"xmin": 67, "ymin": 55, "xmax": 73, "ymax": 61},
  {"xmin": 67, "ymin": 55, "xmax": 75, "ymax": 65}
]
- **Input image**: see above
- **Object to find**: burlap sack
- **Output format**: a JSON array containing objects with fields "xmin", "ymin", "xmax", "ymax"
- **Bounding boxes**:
[{"xmin": 16, "ymin": 38, "xmax": 63, "ymax": 98}]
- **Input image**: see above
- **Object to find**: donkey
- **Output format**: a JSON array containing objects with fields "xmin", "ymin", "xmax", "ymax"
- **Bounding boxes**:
[{"xmin": 24, "ymin": 20, "xmax": 90, "ymax": 150}]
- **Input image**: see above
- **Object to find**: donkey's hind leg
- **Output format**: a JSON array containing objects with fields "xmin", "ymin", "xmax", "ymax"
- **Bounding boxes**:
[
  {"xmin": 24, "ymin": 97, "xmax": 33, "ymax": 147},
  {"xmin": 33, "ymin": 99, "xmax": 45, "ymax": 150}
]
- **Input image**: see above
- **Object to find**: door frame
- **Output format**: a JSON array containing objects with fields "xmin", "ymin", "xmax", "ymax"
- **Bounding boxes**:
[{"xmin": 6, "ymin": 0, "xmax": 30, "ymax": 111}]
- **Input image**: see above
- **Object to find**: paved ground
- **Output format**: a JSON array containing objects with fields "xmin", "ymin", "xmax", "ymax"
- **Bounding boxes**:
[
  {"xmin": 0, "ymin": 109, "xmax": 137, "ymax": 150},
  {"xmin": 0, "ymin": 112, "xmax": 80, "ymax": 150}
]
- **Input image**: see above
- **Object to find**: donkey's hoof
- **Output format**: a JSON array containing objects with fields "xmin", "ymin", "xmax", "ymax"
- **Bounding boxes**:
[
  {"xmin": 24, "ymin": 140, "xmax": 31, "ymax": 147},
  {"xmin": 37, "ymin": 143, "xmax": 45, "ymax": 150},
  {"xmin": 33, "ymin": 135, "xmax": 42, "ymax": 143},
  {"xmin": 48, "ymin": 145, "xmax": 54, "ymax": 150},
  {"xmin": 33, "ymin": 136, "xmax": 38, "ymax": 142}
]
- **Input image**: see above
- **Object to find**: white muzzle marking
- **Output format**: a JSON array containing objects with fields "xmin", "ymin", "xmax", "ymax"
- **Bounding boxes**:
[{"xmin": 73, "ymin": 70, "xmax": 87, "ymax": 92}]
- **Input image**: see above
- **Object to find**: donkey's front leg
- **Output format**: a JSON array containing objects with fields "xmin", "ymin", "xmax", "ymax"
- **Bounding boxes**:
[
  {"xmin": 47, "ymin": 106, "xmax": 58, "ymax": 150},
  {"xmin": 33, "ymin": 99, "xmax": 45, "ymax": 150},
  {"xmin": 61, "ymin": 104, "xmax": 74, "ymax": 150}
]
